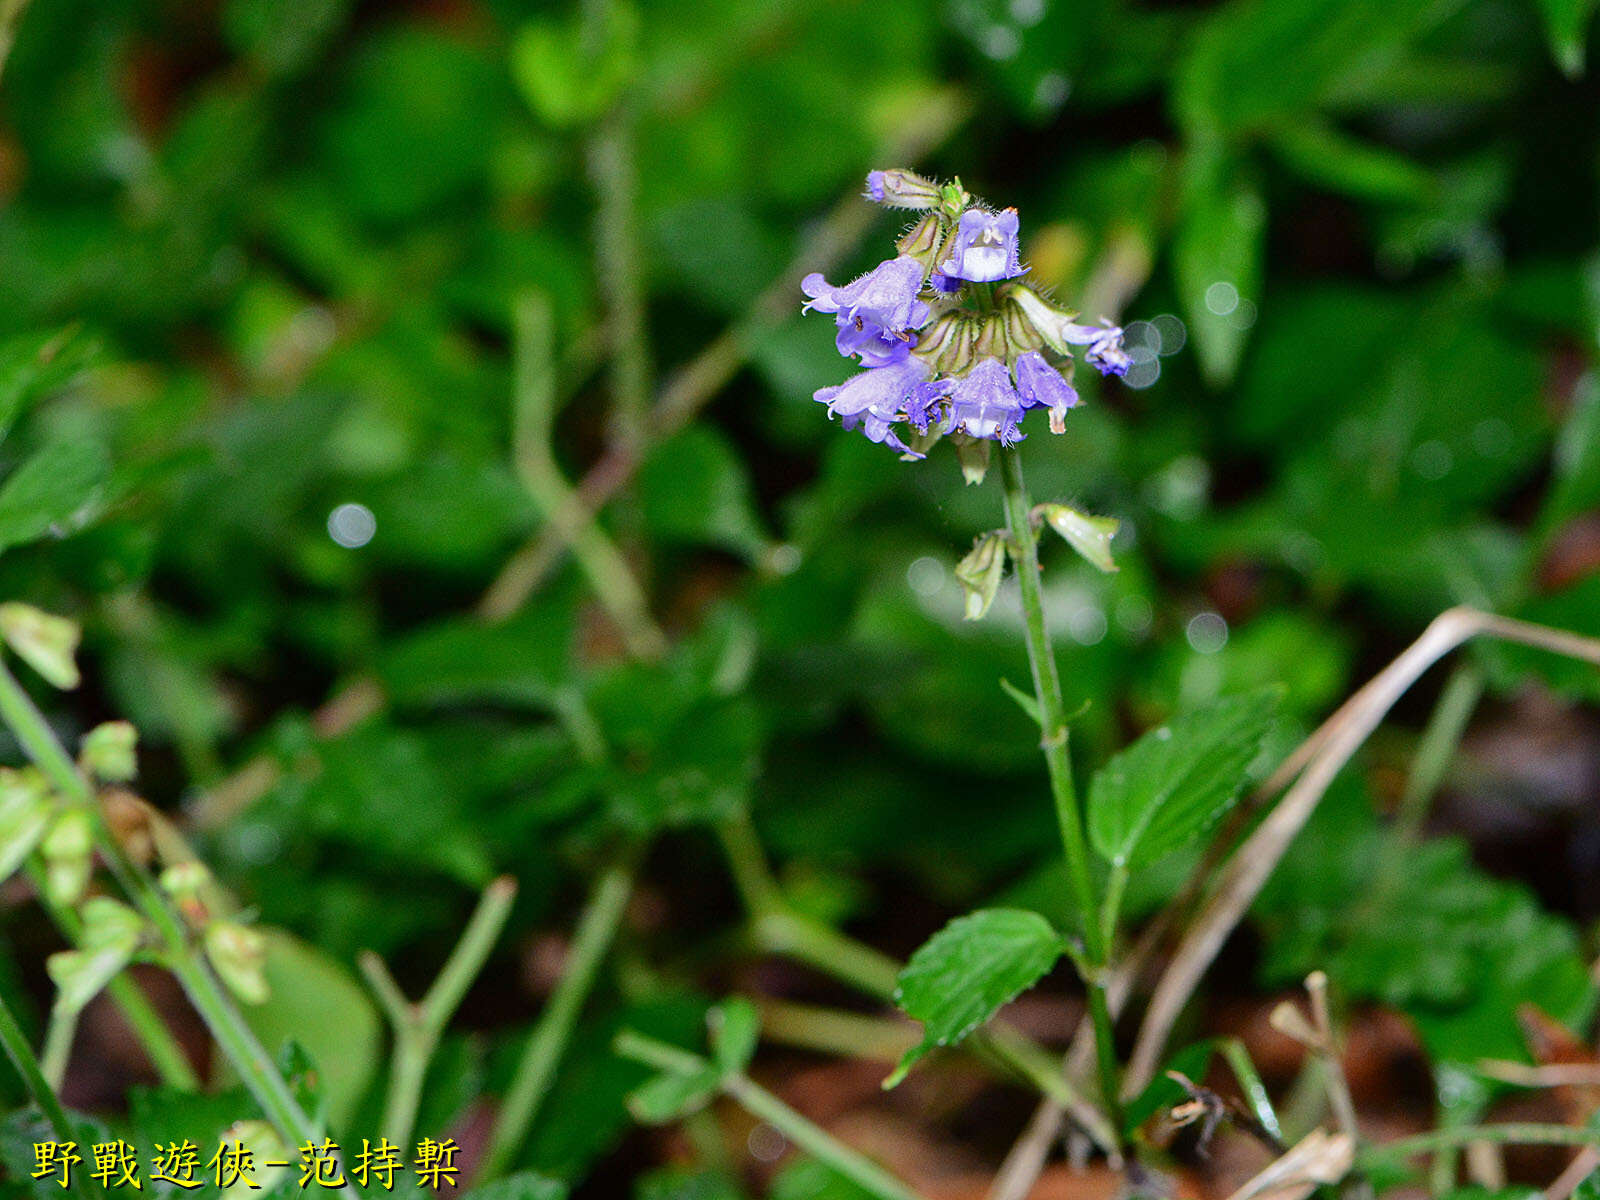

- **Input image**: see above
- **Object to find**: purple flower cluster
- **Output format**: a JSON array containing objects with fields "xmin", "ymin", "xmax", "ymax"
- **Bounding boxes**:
[{"xmin": 802, "ymin": 170, "xmax": 1132, "ymax": 459}]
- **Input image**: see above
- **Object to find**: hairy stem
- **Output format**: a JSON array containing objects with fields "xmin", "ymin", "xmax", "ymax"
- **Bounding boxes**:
[
  {"xmin": 481, "ymin": 858, "xmax": 636, "ymax": 1179},
  {"xmin": 997, "ymin": 445, "xmax": 1121, "ymax": 1135}
]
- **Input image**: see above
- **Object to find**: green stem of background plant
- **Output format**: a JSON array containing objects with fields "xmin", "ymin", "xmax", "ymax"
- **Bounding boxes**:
[
  {"xmin": 1359, "ymin": 1123, "xmax": 1600, "ymax": 1163},
  {"xmin": 362, "ymin": 876, "xmax": 517, "ymax": 1149},
  {"xmin": 481, "ymin": 856, "xmax": 636, "ymax": 1180},
  {"xmin": 997, "ymin": 445, "xmax": 1123, "ymax": 1136},
  {"xmin": 0, "ymin": 658, "xmax": 343, "ymax": 1193},
  {"xmin": 615, "ymin": 1029, "xmax": 928, "ymax": 1200},
  {"xmin": 718, "ymin": 809, "xmax": 1115, "ymax": 1143},
  {"xmin": 0, "ymin": 989, "xmax": 99, "ymax": 1200}
]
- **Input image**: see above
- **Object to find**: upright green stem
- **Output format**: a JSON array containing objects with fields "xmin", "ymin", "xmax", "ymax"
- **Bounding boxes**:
[
  {"xmin": 996, "ymin": 449, "xmax": 1096, "ymax": 941},
  {"xmin": 481, "ymin": 857, "xmax": 636, "ymax": 1180},
  {"xmin": 0, "ymin": 659, "xmax": 344, "ymax": 1194},
  {"xmin": 362, "ymin": 876, "xmax": 518, "ymax": 1148},
  {"xmin": 0, "ymin": 990, "xmax": 99, "ymax": 1200},
  {"xmin": 997, "ymin": 445, "xmax": 1122, "ymax": 1136}
]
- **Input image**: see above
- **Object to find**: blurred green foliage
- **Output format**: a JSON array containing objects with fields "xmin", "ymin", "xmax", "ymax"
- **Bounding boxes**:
[{"xmin": 1, "ymin": 0, "xmax": 1599, "ymax": 1191}]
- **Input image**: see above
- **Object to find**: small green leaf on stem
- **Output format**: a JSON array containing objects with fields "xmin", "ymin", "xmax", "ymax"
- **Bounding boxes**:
[{"xmin": 998, "ymin": 677, "xmax": 1041, "ymax": 726}]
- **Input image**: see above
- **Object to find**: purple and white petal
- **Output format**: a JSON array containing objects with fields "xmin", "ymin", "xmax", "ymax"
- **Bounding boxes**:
[
  {"xmin": 944, "ymin": 357, "xmax": 1026, "ymax": 444},
  {"xmin": 938, "ymin": 209, "xmax": 1026, "ymax": 284}
]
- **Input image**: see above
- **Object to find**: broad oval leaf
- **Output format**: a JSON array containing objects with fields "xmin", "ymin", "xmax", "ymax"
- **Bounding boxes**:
[
  {"xmin": 888, "ymin": 908, "xmax": 1064, "ymax": 1086},
  {"xmin": 1088, "ymin": 688, "xmax": 1280, "ymax": 869}
]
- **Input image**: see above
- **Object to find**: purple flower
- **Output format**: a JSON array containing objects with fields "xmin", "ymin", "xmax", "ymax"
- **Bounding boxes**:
[
  {"xmin": 834, "ymin": 320, "xmax": 915, "ymax": 368},
  {"xmin": 801, "ymin": 256, "xmax": 931, "ymax": 335},
  {"xmin": 944, "ymin": 358, "xmax": 1025, "ymax": 444},
  {"xmin": 939, "ymin": 209, "xmax": 1025, "ymax": 284},
  {"xmin": 1014, "ymin": 351, "xmax": 1079, "ymax": 434},
  {"xmin": 864, "ymin": 171, "xmax": 887, "ymax": 202},
  {"xmin": 1062, "ymin": 320, "xmax": 1131, "ymax": 377},
  {"xmin": 814, "ymin": 358, "xmax": 943, "ymax": 456}
]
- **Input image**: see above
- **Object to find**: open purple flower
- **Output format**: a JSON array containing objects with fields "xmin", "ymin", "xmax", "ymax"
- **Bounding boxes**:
[
  {"xmin": 834, "ymin": 319, "xmax": 915, "ymax": 368},
  {"xmin": 814, "ymin": 358, "xmax": 943, "ymax": 456},
  {"xmin": 944, "ymin": 358, "xmax": 1025, "ymax": 444},
  {"xmin": 1062, "ymin": 320, "xmax": 1131, "ymax": 377},
  {"xmin": 939, "ymin": 209, "xmax": 1025, "ymax": 284},
  {"xmin": 1014, "ymin": 351, "xmax": 1080, "ymax": 434},
  {"xmin": 801, "ymin": 256, "xmax": 931, "ymax": 335}
]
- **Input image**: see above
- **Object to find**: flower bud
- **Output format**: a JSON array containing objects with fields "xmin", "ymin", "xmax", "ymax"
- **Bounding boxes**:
[
  {"xmin": 1037, "ymin": 504, "xmax": 1119, "ymax": 573},
  {"xmin": 937, "ymin": 178, "xmax": 972, "ymax": 222},
  {"xmin": 205, "ymin": 921, "xmax": 270, "ymax": 1005},
  {"xmin": 955, "ymin": 531, "xmax": 1009, "ymax": 620},
  {"xmin": 41, "ymin": 808, "xmax": 92, "ymax": 907},
  {"xmin": 0, "ymin": 603, "xmax": 80, "ymax": 690},
  {"xmin": 80, "ymin": 721, "xmax": 137, "ymax": 783},
  {"xmin": 863, "ymin": 168, "xmax": 942, "ymax": 210}
]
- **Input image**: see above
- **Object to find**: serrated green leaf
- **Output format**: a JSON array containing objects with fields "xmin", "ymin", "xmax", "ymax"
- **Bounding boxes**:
[
  {"xmin": 1088, "ymin": 689, "xmax": 1279, "ymax": 869},
  {"xmin": 707, "ymin": 997, "xmax": 759, "ymax": 1076},
  {"xmin": 888, "ymin": 909, "xmax": 1064, "ymax": 1086}
]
